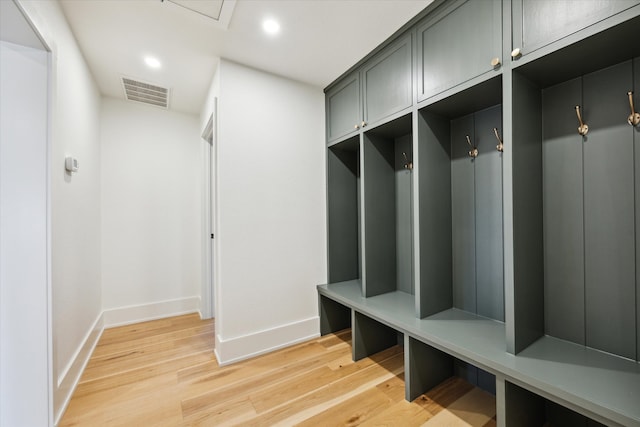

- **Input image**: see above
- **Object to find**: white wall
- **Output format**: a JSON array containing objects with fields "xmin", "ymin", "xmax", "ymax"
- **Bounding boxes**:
[
  {"xmin": 210, "ymin": 60, "xmax": 327, "ymax": 364},
  {"xmin": 0, "ymin": 39, "xmax": 50, "ymax": 427},
  {"xmin": 101, "ymin": 97, "xmax": 203, "ymax": 325},
  {"xmin": 11, "ymin": 1, "xmax": 103, "ymax": 424}
]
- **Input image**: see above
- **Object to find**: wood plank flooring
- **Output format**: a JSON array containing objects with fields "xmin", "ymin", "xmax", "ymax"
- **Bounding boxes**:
[{"xmin": 60, "ymin": 313, "xmax": 497, "ymax": 426}]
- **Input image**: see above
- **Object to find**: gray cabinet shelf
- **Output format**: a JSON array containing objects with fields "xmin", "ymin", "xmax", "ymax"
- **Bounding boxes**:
[
  {"xmin": 319, "ymin": 281, "xmax": 640, "ymax": 426},
  {"xmin": 321, "ymin": 1, "xmax": 640, "ymax": 425}
]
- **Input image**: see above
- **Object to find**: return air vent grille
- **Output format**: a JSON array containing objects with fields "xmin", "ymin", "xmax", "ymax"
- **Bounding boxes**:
[{"xmin": 122, "ymin": 77, "xmax": 169, "ymax": 108}]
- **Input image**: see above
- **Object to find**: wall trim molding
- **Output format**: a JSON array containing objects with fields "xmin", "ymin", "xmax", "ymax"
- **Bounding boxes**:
[
  {"xmin": 54, "ymin": 311, "xmax": 104, "ymax": 426},
  {"xmin": 102, "ymin": 296, "xmax": 201, "ymax": 328},
  {"xmin": 215, "ymin": 316, "xmax": 320, "ymax": 366}
]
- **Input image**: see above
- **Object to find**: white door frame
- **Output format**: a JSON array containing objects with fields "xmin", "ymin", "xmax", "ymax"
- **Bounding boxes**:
[
  {"xmin": 0, "ymin": 1, "xmax": 53, "ymax": 425},
  {"xmin": 201, "ymin": 99, "xmax": 217, "ymax": 319}
]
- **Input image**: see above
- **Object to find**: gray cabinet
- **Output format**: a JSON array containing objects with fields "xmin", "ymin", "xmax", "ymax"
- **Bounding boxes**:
[
  {"xmin": 417, "ymin": 0, "xmax": 501, "ymax": 101},
  {"xmin": 326, "ymin": 73, "xmax": 360, "ymax": 143},
  {"xmin": 327, "ymin": 35, "xmax": 413, "ymax": 144},
  {"xmin": 321, "ymin": 1, "xmax": 640, "ymax": 425},
  {"xmin": 511, "ymin": 0, "xmax": 638, "ymax": 61},
  {"xmin": 362, "ymin": 35, "xmax": 412, "ymax": 126}
]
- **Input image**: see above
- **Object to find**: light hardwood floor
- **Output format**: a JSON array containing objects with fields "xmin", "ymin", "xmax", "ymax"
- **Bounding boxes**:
[{"xmin": 60, "ymin": 314, "xmax": 497, "ymax": 426}]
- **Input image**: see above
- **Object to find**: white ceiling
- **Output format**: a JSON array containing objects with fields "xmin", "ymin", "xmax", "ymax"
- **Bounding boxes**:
[{"xmin": 59, "ymin": 0, "xmax": 432, "ymax": 115}]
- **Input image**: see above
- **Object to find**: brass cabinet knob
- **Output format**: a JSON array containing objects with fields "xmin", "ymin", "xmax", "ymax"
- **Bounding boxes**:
[
  {"xmin": 354, "ymin": 124, "xmax": 359, "ymax": 130},
  {"xmin": 361, "ymin": 121, "xmax": 367, "ymax": 128},
  {"xmin": 511, "ymin": 48, "xmax": 522, "ymax": 59},
  {"xmin": 491, "ymin": 57, "xmax": 501, "ymax": 67}
]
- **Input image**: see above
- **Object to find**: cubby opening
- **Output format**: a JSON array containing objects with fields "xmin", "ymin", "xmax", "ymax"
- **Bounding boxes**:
[
  {"xmin": 361, "ymin": 113, "xmax": 414, "ymax": 298},
  {"xmin": 352, "ymin": 311, "xmax": 403, "ymax": 361},
  {"xmin": 505, "ymin": 381, "xmax": 606, "ymax": 427},
  {"xmin": 511, "ymin": 45, "xmax": 640, "ymax": 360},
  {"xmin": 407, "ymin": 337, "xmax": 496, "ymax": 422},
  {"xmin": 415, "ymin": 76, "xmax": 505, "ymax": 321},
  {"xmin": 319, "ymin": 295, "xmax": 351, "ymax": 336},
  {"xmin": 327, "ymin": 136, "xmax": 361, "ymax": 285}
]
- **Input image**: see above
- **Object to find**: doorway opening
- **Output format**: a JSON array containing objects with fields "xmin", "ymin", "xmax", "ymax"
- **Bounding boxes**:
[{"xmin": 201, "ymin": 100, "xmax": 217, "ymax": 320}]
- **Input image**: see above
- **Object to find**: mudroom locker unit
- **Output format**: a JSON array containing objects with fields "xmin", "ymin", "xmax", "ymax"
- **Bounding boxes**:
[{"xmin": 318, "ymin": 1, "xmax": 640, "ymax": 426}]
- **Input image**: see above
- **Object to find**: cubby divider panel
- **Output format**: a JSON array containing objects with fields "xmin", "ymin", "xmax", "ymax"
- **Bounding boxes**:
[
  {"xmin": 510, "ymin": 71, "xmax": 544, "ymax": 354},
  {"xmin": 416, "ymin": 109, "xmax": 452, "ymax": 318},
  {"xmin": 635, "ymin": 57, "xmax": 640, "ymax": 362},
  {"xmin": 327, "ymin": 136, "xmax": 361, "ymax": 284},
  {"xmin": 405, "ymin": 336, "xmax": 452, "ymax": 401}
]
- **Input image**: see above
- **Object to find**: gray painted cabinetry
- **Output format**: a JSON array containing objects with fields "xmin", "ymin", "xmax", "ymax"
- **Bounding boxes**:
[
  {"xmin": 362, "ymin": 35, "xmax": 413, "ymax": 127},
  {"xmin": 326, "ymin": 74, "xmax": 360, "ymax": 143},
  {"xmin": 418, "ymin": 0, "xmax": 502, "ymax": 101},
  {"xmin": 512, "ymin": 0, "xmax": 638, "ymax": 62},
  {"xmin": 320, "ymin": 1, "xmax": 640, "ymax": 426},
  {"xmin": 326, "ymin": 35, "xmax": 413, "ymax": 144}
]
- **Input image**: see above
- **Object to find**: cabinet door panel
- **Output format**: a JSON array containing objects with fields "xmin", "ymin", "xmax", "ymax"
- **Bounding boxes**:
[
  {"xmin": 418, "ymin": 0, "xmax": 501, "ymax": 100},
  {"xmin": 583, "ymin": 61, "xmax": 635, "ymax": 360},
  {"xmin": 513, "ymin": 0, "xmax": 638, "ymax": 57},
  {"xmin": 327, "ymin": 74, "xmax": 360, "ymax": 142},
  {"xmin": 363, "ymin": 35, "xmax": 412, "ymax": 125},
  {"xmin": 363, "ymin": 134, "xmax": 396, "ymax": 297}
]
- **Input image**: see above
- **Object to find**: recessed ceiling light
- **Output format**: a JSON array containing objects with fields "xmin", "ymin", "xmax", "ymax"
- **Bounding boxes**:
[
  {"xmin": 144, "ymin": 56, "xmax": 162, "ymax": 69},
  {"xmin": 262, "ymin": 18, "xmax": 280, "ymax": 35}
]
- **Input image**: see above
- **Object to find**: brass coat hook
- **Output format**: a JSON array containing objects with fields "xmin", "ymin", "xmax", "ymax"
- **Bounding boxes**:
[
  {"xmin": 402, "ymin": 152, "xmax": 413, "ymax": 170},
  {"xmin": 575, "ymin": 105, "xmax": 588, "ymax": 136},
  {"xmin": 466, "ymin": 135, "xmax": 478, "ymax": 158},
  {"xmin": 628, "ymin": 91, "xmax": 640, "ymax": 126},
  {"xmin": 493, "ymin": 128, "xmax": 503, "ymax": 152}
]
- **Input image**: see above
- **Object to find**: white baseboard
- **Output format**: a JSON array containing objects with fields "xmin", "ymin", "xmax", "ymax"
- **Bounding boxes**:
[
  {"xmin": 215, "ymin": 316, "xmax": 320, "ymax": 366},
  {"xmin": 102, "ymin": 296, "xmax": 201, "ymax": 328},
  {"xmin": 54, "ymin": 312, "xmax": 104, "ymax": 426}
]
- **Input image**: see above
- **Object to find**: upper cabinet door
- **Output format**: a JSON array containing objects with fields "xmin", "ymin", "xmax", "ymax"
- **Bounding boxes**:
[
  {"xmin": 362, "ymin": 35, "xmax": 413, "ymax": 126},
  {"xmin": 418, "ymin": 0, "xmax": 502, "ymax": 102},
  {"xmin": 512, "ymin": 0, "xmax": 638, "ymax": 60},
  {"xmin": 326, "ymin": 72, "xmax": 361, "ymax": 143}
]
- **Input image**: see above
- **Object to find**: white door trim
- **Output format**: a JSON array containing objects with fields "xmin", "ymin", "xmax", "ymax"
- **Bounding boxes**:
[{"xmin": 200, "ymin": 100, "xmax": 217, "ymax": 320}]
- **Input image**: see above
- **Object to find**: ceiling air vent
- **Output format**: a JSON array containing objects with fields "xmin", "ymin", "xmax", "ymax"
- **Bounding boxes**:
[{"xmin": 122, "ymin": 77, "xmax": 169, "ymax": 108}]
